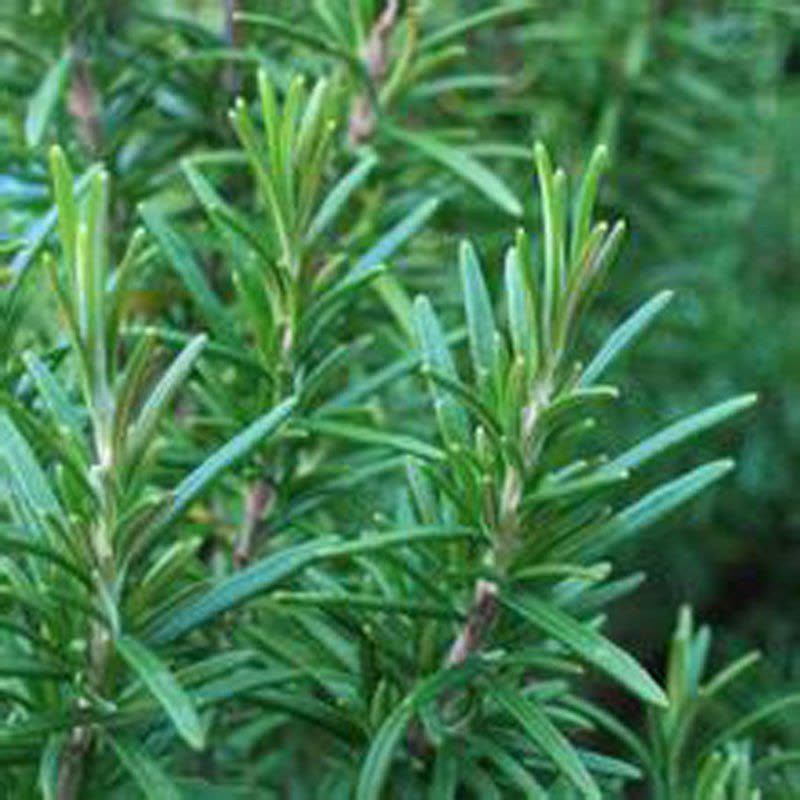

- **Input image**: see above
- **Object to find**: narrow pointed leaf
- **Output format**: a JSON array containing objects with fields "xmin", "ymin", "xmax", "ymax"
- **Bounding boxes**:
[
  {"xmin": 10, "ymin": 164, "xmax": 101, "ymax": 281},
  {"xmin": 580, "ymin": 291, "xmax": 673, "ymax": 386},
  {"xmin": 300, "ymin": 418, "xmax": 444, "ymax": 461},
  {"xmin": 413, "ymin": 296, "xmax": 469, "ymax": 445},
  {"xmin": 388, "ymin": 127, "xmax": 522, "ymax": 217},
  {"xmin": 149, "ymin": 538, "xmax": 337, "ymax": 644},
  {"xmin": 505, "ymin": 245, "xmax": 534, "ymax": 364},
  {"xmin": 128, "ymin": 334, "xmax": 207, "ymax": 462},
  {"xmin": 352, "ymin": 197, "xmax": 440, "ymax": 277},
  {"xmin": 166, "ymin": 397, "xmax": 296, "ymax": 524},
  {"xmin": 357, "ymin": 663, "xmax": 484, "ymax": 800},
  {"xmin": 593, "ymin": 460, "xmax": 735, "ymax": 554},
  {"xmin": 420, "ymin": 4, "xmax": 530, "ymax": 50},
  {"xmin": 23, "ymin": 352, "xmax": 84, "ymax": 442},
  {"xmin": 0, "ymin": 412, "xmax": 61, "ymax": 524},
  {"xmin": 702, "ymin": 693, "xmax": 800, "ymax": 759},
  {"xmin": 488, "ymin": 682, "xmax": 600, "ymax": 799},
  {"xmin": 116, "ymin": 636, "xmax": 204, "ymax": 750},
  {"xmin": 151, "ymin": 527, "xmax": 473, "ymax": 643},
  {"xmin": 111, "ymin": 736, "xmax": 183, "ymax": 800},
  {"xmin": 26, "ymin": 52, "xmax": 72, "ymax": 148},
  {"xmin": 307, "ymin": 153, "xmax": 379, "ymax": 244},
  {"xmin": 570, "ymin": 145, "xmax": 609, "ymax": 265},
  {"xmin": 460, "ymin": 240, "xmax": 496, "ymax": 381},
  {"xmin": 607, "ymin": 395, "xmax": 756, "ymax": 472},
  {"xmin": 502, "ymin": 595, "xmax": 668, "ymax": 707},
  {"xmin": 139, "ymin": 204, "xmax": 230, "ymax": 341}
]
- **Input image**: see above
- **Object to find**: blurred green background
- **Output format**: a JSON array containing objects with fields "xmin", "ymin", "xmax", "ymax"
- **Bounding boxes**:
[{"xmin": 1, "ymin": 0, "xmax": 799, "ymax": 685}]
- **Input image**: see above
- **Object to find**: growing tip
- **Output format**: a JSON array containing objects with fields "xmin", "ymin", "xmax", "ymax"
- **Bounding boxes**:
[
  {"xmin": 591, "ymin": 143, "xmax": 609, "ymax": 167},
  {"xmin": 715, "ymin": 458, "xmax": 737, "ymax": 475}
]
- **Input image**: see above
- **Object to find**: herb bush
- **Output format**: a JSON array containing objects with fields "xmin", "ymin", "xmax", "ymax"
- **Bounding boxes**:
[{"xmin": 1, "ymin": 1, "xmax": 799, "ymax": 798}]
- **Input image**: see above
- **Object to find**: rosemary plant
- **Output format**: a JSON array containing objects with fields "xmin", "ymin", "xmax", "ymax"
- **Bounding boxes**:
[{"xmin": 1, "ymin": 1, "xmax": 798, "ymax": 798}]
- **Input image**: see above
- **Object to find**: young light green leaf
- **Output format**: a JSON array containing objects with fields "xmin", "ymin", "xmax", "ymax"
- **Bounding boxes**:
[
  {"xmin": 505, "ymin": 245, "xmax": 535, "ymax": 366},
  {"xmin": 534, "ymin": 142, "xmax": 560, "ymax": 341},
  {"xmin": 502, "ymin": 595, "xmax": 668, "ymax": 707},
  {"xmin": 127, "ymin": 334, "xmax": 208, "ymax": 464},
  {"xmin": 116, "ymin": 635, "xmax": 204, "ymax": 750},
  {"xmin": 10, "ymin": 164, "xmax": 102, "ymax": 281},
  {"xmin": 488, "ymin": 681, "xmax": 600, "ymax": 799},
  {"xmin": 413, "ymin": 296, "xmax": 469, "ymax": 446},
  {"xmin": 460, "ymin": 240, "xmax": 496, "ymax": 382},
  {"xmin": 606, "ymin": 394, "xmax": 756, "ymax": 473},
  {"xmin": 372, "ymin": 273, "xmax": 416, "ymax": 343},
  {"xmin": 593, "ymin": 459, "xmax": 735, "ymax": 555},
  {"xmin": 23, "ymin": 352, "xmax": 84, "ymax": 442},
  {"xmin": 48, "ymin": 146, "xmax": 77, "ymax": 272},
  {"xmin": 300, "ymin": 418, "xmax": 444, "ymax": 461},
  {"xmin": 229, "ymin": 96, "xmax": 293, "ymax": 268},
  {"xmin": 570, "ymin": 144, "xmax": 609, "ymax": 265},
  {"xmin": 351, "ymin": 197, "xmax": 440, "ymax": 277},
  {"xmin": 296, "ymin": 76, "xmax": 331, "ymax": 166},
  {"xmin": 306, "ymin": 153, "xmax": 379, "ymax": 244},
  {"xmin": 26, "ymin": 52, "xmax": 72, "ymax": 148},
  {"xmin": 388, "ymin": 127, "xmax": 522, "ymax": 217},
  {"xmin": 580, "ymin": 291, "xmax": 674, "ymax": 386}
]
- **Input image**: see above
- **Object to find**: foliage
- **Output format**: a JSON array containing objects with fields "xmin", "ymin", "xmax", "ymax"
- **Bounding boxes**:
[{"xmin": 0, "ymin": 0, "xmax": 798, "ymax": 797}]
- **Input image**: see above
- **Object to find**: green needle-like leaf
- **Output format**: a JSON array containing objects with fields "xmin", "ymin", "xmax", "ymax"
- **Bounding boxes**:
[
  {"xmin": 352, "ymin": 197, "xmax": 440, "ymax": 276},
  {"xmin": 413, "ymin": 296, "xmax": 469, "ymax": 446},
  {"xmin": 357, "ymin": 663, "xmax": 485, "ymax": 800},
  {"xmin": 300, "ymin": 418, "xmax": 444, "ymax": 461},
  {"xmin": 388, "ymin": 127, "xmax": 523, "ymax": 217},
  {"xmin": 116, "ymin": 636, "xmax": 205, "ymax": 751},
  {"xmin": 111, "ymin": 736, "xmax": 183, "ymax": 800},
  {"xmin": 607, "ymin": 395, "xmax": 757, "ymax": 472},
  {"xmin": 580, "ymin": 291, "xmax": 673, "ymax": 386},
  {"xmin": 503, "ymin": 595, "xmax": 668, "ymax": 707},
  {"xmin": 592, "ymin": 459, "xmax": 735, "ymax": 555},
  {"xmin": 460, "ymin": 240, "xmax": 497, "ymax": 384},
  {"xmin": 166, "ymin": 397, "xmax": 296, "ymax": 525},
  {"xmin": 127, "ymin": 334, "xmax": 208, "ymax": 465},
  {"xmin": 150, "ymin": 526, "xmax": 474, "ymax": 643},
  {"xmin": 139, "ymin": 204, "xmax": 231, "ymax": 342},
  {"xmin": 488, "ymin": 681, "xmax": 601, "ymax": 799},
  {"xmin": 25, "ymin": 52, "xmax": 72, "ymax": 148},
  {"xmin": 0, "ymin": 412, "xmax": 62, "ymax": 527},
  {"xmin": 307, "ymin": 153, "xmax": 379, "ymax": 244}
]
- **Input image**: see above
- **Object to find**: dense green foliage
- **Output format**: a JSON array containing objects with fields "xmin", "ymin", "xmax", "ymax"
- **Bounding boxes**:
[{"xmin": 1, "ymin": 1, "xmax": 799, "ymax": 797}]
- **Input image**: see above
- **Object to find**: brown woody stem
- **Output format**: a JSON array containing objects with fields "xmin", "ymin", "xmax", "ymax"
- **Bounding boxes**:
[
  {"xmin": 445, "ymin": 579, "xmax": 499, "ymax": 667},
  {"xmin": 233, "ymin": 478, "xmax": 274, "ymax": 568}
]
